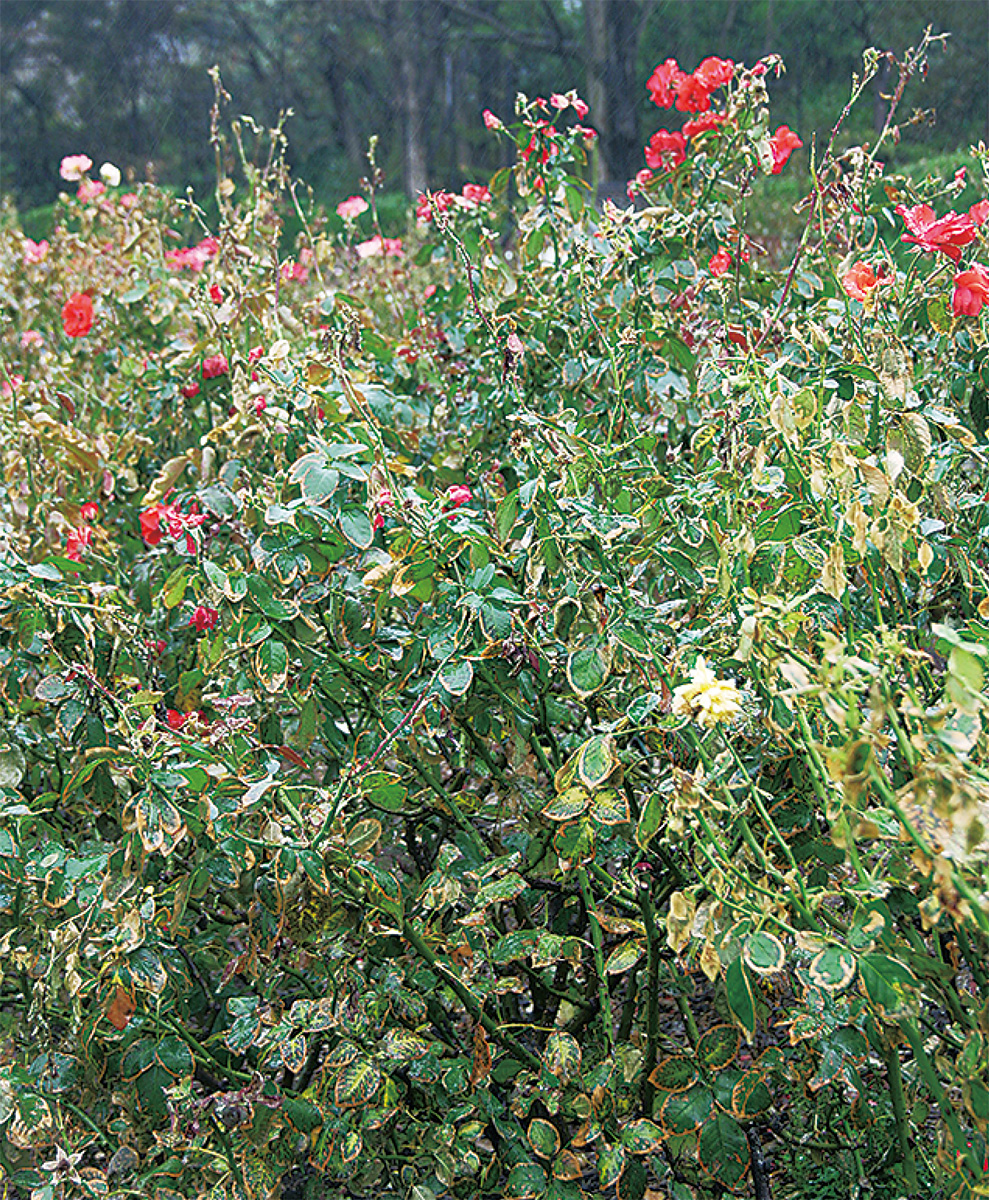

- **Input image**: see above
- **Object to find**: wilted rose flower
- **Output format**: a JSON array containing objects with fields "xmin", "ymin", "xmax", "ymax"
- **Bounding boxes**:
[
  {"xmin": 62, "ymin": 293, "xmax": 94, "ymax": 337},
  {"xmin": 672, "ymin": 656, "xmax": 743, "ymax": 728},
  {"xmin": 60, "ymin": 154, "xmax": 93, "ymax": 181}
]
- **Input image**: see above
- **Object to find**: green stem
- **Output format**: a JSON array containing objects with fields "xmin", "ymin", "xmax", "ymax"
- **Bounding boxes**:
[
  {"xmin": 883, "ymin": 1037, "xmax": 919, "ymax": 1193},
  {"xmin": 578, "ymin": 867, "xmax": 615, "ymax": 1053}
]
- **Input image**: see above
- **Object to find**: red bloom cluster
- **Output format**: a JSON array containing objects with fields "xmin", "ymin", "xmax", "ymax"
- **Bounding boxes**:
[
  {"xmin": 165, "ymin": 236, "xmax": 219, "ymax": 272},
  {"xmin": 647, "ymin": 55, "xmax": 734, "ymax": 114},
  {"xmin": 897, "ymin": 203, "xmax": 978, "ymax": 262},
  {"xmin": 140, "ymin": 501, "xmax": 207, "ymax": 553},
  {"xmin": 416, "ymin": 183, "xmax": 493, "ymax": 223}
]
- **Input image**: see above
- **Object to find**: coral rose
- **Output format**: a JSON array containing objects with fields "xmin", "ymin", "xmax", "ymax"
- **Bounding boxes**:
[{"xmin": 62, "ymin": 293, "xmax": 93, "ymax": 337}]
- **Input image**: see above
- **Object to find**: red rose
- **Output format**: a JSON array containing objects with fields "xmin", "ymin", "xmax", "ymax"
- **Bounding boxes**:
[
  {"xmin": 201, "ymin": 355, "xmax": 229, "ymax": 379},
  {"xmin": 769, "ymin": 126, "xmax": 803, "ymax": 174},
  {"xmin": 952, "ymin": 266, "xmax": 989, "ymax": 317},
  {"xmin": 646, "ymin": 59, "xmax": 684, "ymax": 109},
  {"xmin": 62, "ymin": 293, "xmax": 93, "ymax": 337},
  {"xmin": 189, "ymin": 605, "xmax": 219, "ymax": 632},
  {"xmin": 709, "ymin": 249, "xmax": 732, "ymax": 277},
  {"xmin": 645, "ymin": 129, "xmax": 687, "ymax": 172},
  {"xmin": 693, "ymin": 56, "xmax": 734, "ymax": 92},
  {"xmin": 675, "ymin": 74, "xmax": 713, "ymax": 114},
  {"xmin": 842, "ymin": 261, "xmax": 878, "ymax": 302},
  {"xmin": 897, "ymin": 203, "xmax": 977, "ymax": 262}
]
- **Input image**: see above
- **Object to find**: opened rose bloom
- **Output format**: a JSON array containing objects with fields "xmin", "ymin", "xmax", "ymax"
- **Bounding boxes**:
[
  {"xmin": 842, "ymin": 261, "xmax": 879, "ymax": 302},
  {"xmin": 62, "ymin": 293, "xmax": 94, "ymax": 337},
  {"xmin": 694, "ymin": 56, "xmax": 734, "ymax": 92},
  {"xmin": 769, "ymin": 126, "xmax": 802, "ymax": 174},
  {"xmin": 201, "ymin": 354, "xmax": 229, "ymax": 379},
  {"xmin": 709, "ymin": 248, "xmax": 732, "ymax": 276},
  {"xmin": 897, "ymin": 203, "xmax": 977, "ymax": 262},
  {"xmin": 336, "ymin": 195, "xmax": 369, "ymax": 220},
  {"xmin": 952, "ymin": 265, "xmax": 989, "ymax": 317},
  {"xmin": 672, "ymin": 656, "xmax": 743, "ymax": 728},
  {"xmin": 189, "ymin": 605, "xmax": 219, "ymax": 632},
  {"xmin": 446, "ymin": 484, "xmax": 472, "ymax": 508},
  {"xmin": 647, "ymin": 58, "xmax": 685, "ymax": 109},
  {"xmin": 970, "ymin": 200, "xmax": 989, "ymax": 227},
  {"xmin": 59, "ymin": 154, "xmax": 92, "ymax": 181},
  {"xmin": 645, "ymin": 129, "xmax": 687, "ymax": 172}
]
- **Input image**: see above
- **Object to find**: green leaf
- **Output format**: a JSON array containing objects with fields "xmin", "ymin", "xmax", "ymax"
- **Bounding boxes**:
[
  {"xmin": 743, "ymin": 931, "xmax": 786, "ymax": 976},
  {"xmin": 541, "ymin": 786, "xmax": 590, "ymax": 822},
  {"xmin": 552, "ymin": 819, "xmax": 595, "ymax": 867},
  {"xmin": 598, "ymin": 1142, "xmax": 626, "ymax": 1189},
  {"xmin": 334, "ymin": 1058, "xmax": 381, "ymax": 1107},
  {"xmin": 576, "ymin": 734, "xmax": 618, "ymax": 790},
  {"xmin": 622, "ymin": 1118, "xmax": 664, "ymax": 1155},
  {"xmin": 660, "ymin": 1084, "xmax": 713, "ymax": 1135},
  {"xmin": 246, "ymin": 575, "xmax": 298, "ymax": 620},
  {"xmin": 505, "ymin": 1163, "xmax": 547, "ymax": 1200},
  {"xmin": 724, "ymin": 957, "xmax": 757, "ymax": 1041},
  {"xmin": 635, "ymin": 791, "xmax": 664, "ymax": 849},
  {"xmin": 496, "ymin": 491, "xmax": 519, "ymax": 542},
  {"xmin": 339, "ymin": 508, "xmax": 374, "ymax": 548},
  {"xmin": 697, "ymin": 1111, "xmax": 748, "ymax": 1189},
  {"xmin": 527, "ymin": 1118, "xmax": 561, "ymax": 1159},
  {"xmin": 858, "ymin": 953, "xmax": 918, "ymax": 1018},
  {"xmin": 696, "ymin": 1025, "xmax": 740, "ymax": 1071},
  {"xmin": 566, "ymin": 645, "xmax": 610, "ymax": 698},
  {"xmin": 731, "ymin": 1069, "xmax": 773, "ymax": 1119},
  {"xmin": 808, "ymin": 946, "xmax": 857, "ymax": 993},
  {"xmin": 647, "ymin": 1055, "xmax": 697, "ymax": 1093},
  {"xmin": 592, "ymin": 787, "xmax": 630, "ymax": 825},
  {"xmin": 162, "ymin": 567, "xmax": 187, "ymax": 609},
  {"xmin": 439, "ymin": 658, "xmax": 474, "ymax": 697},
  {"xmin": 154, "ymin": 1036, "xmax": 194, "ymax": 1078},
  {"xmin": 543, "ymin": 1032, "xmax": 581, "ymax": 1084},
  {"xmin": 254, "ymin": 639, "xmax": 288, "ymax": 691},
  {"xmin": 604, "ymin": 939, "xmax": 645, "ymax": 975}
]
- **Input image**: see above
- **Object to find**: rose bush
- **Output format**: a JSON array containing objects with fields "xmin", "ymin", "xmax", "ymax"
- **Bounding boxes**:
[{"xmin": 1, "ymin": 34, "xmax": 989, "ymax": 1200}]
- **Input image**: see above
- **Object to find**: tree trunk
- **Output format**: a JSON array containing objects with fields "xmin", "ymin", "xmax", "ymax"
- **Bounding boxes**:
[{"xmin": 584, "ymin": 0, "xmax": 640, "ymax": 186}]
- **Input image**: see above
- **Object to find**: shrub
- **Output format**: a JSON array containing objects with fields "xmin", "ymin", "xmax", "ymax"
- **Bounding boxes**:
[{"xmin": 1, "ymin": 34, "xmax": 989, "ymax": 1200}]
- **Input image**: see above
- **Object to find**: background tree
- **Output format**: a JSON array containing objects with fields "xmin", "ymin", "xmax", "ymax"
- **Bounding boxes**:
[{"xmin": 1, "ymin": 0, "xmax": 986, "ymax": 219}]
